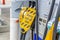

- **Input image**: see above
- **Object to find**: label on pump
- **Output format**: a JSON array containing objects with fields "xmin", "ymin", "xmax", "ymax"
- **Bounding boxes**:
[{"xmin": 36, "ymin": 0, "xmax": 53, "ymax": 40}]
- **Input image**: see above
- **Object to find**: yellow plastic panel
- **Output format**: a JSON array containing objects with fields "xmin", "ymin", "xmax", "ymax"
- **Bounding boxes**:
[{"xmin": 19, "ymin": 7, "xmax": 36, "ymax": 33}]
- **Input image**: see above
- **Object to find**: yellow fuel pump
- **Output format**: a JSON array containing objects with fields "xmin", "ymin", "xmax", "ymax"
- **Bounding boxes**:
[
  {"xmin": 19, "ymin": 7, "xmax": 36, "ymax": 33},
  {"xmin": 45, "ymin": 17, "xmax": 60, "ymax": 40},
  {"xmin": 18, "ymin": 1, "xmax": 36, "ymax": 40},
  {"xmin": 19, "ymin": 7, "xmax": 36, "ymax": 40}
]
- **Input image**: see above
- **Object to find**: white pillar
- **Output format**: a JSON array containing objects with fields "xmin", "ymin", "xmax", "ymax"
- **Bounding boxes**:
[{"xmin": 10, "ymin": 18, "xmax": 19, "ymax": 40}]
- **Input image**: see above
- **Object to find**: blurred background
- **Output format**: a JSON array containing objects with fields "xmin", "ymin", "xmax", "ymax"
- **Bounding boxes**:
[{"xmin": 0, "ymin": 0, "xmax": 11, "ymax": 40}]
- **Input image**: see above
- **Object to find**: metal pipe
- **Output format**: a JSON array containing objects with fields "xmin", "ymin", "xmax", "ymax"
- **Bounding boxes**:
[{"xmin": 36, "ymin": 0, "xmax": 38, "ymax": 40}]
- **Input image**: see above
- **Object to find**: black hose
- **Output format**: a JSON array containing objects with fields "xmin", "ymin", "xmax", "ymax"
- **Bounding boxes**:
[{"xmin": 20, "ymin": 32, "xmax": 26, "ymax": 40}]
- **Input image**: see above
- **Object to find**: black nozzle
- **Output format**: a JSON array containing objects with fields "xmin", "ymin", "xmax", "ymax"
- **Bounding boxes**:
[
  {"xmin": 32, "ymin": 1, "xmax": 36, "ymax": 8},
  {"xmin": 29, "ymin": 1, "xmax": 36, "ymax": 8},
  {"xmin": 29, "ymin": 1, "xmax": 32, "ymax": 7}
]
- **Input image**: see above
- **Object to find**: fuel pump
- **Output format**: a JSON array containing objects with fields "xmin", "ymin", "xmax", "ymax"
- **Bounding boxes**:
[{"xmin": 18, "ymin": 1, "xmax": 36, "ymax": 40}]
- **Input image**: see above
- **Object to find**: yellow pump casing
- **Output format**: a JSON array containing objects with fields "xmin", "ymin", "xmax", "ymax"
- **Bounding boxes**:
[
  {"xmin": 45, "ymin": 24, "xmax": 54, "ymax": 40},
  {"xmin": 19, "ymin": 7, "xmax": 36, "ymax": 33},
  {"xmin": 45, "ymin": 17, "xmax": 60, "ymax": 40}
]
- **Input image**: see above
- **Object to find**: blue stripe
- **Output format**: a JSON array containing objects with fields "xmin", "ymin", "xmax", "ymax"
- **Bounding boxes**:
[{"xmin": 34, "ymin": 34, "xmax": 42, "ymax": 40}]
